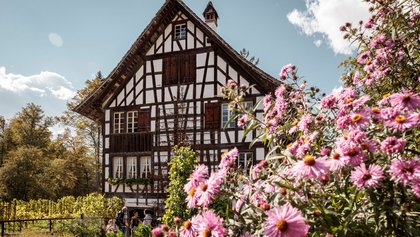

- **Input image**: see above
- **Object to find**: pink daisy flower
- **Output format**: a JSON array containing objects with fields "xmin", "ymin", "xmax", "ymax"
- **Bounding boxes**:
[
  {"xmin": 383, "ymin": 112, "xmax": 416, "ymax": 131},
  {"xmin": 263, "ymin": 203, "xmax": 309, "ymax": 237},
  {"xmin": 237, "ymin": 114, "xmax": 249, "ymax": 127},
  {"xmin": 350, "ymin": 163, "xmax": 384, "ymax": 189},
  {"xmin": 388, "ymin": 92, "xmax": 420, "ymax": 110},
  {"xmin": 357, "ymin": 51, "xmax": 370, "ymax": 64},
  {"xmin": 186, "ymin": 187, "xmax": 198, "ymax": 208},
  {"xmin": 291, "ymin": 155, "xmax": 329, "ymax": 180},
  {"xmin": 151, "ymin": 228, "xmax": 163, "ymax": 237},
  {"xmin": 192, "ymin": 210, "xmax": 225, "ymax": 237},
  {"xmin": 279, "ymin": 64, "xmax": 295, "ymax": 80},
  {"xmin": 320, "ymin": 94, "xmax": 336, "ymax": 109},
  {"xmin": 181, "ymin": 220, "xmax": 196, "ymax": 237},
  {"xmin": 412, "ymin": 184, "xmax": 420, "ymax": 199},
  {"xmin": 380, "ymin": 136, "xmax": 406, "ymax": 154},
  {"xmin": 184, "ymin": 164, "xmax": 208, "ymax": 193},
  {"xmin": 349, "ymin": 111, "xmax": 370, "ymax": 129},
  {"xmin": 219, "ymin": 148, "xmax": 239, "ymax": 169},
  {"xmin": 389, "ymin": 157, "xmax": 420, "ymax": 186},
  {"xmin": 329, "ymin": 151, "xmax": 346, "ymax": 172},
  {"xmin": 297, "ymin": 115, "xmax": 312, "ymax": 133},
  {"xmin": 339, "ymin": 144, "xmax": 366, "ymax": 166}
]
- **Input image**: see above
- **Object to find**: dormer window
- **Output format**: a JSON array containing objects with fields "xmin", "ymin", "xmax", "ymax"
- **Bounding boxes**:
[{"xmin": 174, "ymin": 24, "xmax": 187, "ymax": 40}]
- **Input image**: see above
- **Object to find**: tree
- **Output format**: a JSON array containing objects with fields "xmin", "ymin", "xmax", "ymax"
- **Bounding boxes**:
[
  {"xmin": 161, "ymin": 146, "xmax": 198, "ymax": 226},
  {"xmin": 6, "ymin": 103, "xmax": 52, "ymax": 150},
  {"xmin": 0, "ymin": 116, "xmax": 6, "ymax": 166},
  {"xmin": 58, "ymin": 72, "xmax": 104, "ymax": 192},
  {"xmin": 0, "ymin": 146, "xmax": 52, "ymax": 201}
]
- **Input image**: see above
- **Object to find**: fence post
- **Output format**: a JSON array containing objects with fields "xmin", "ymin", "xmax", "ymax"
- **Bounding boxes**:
[
  {"xmin": 49, "ymin": 219, "xmax": 52, "ymax": 233},
  {"xmin": 1, "ymin": 221, "xmax": 4, "ymax": 237}
]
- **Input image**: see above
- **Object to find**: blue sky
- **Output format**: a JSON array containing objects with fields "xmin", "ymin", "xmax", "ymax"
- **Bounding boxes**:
[{"xmin": 0, "ymin": 0, "xmax": 370, "ymax": 120}]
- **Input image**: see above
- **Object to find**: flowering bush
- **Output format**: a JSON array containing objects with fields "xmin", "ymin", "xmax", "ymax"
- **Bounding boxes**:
[{"xmin": 157, "ymin": 0, "xmax": 419, "ymax": 236}]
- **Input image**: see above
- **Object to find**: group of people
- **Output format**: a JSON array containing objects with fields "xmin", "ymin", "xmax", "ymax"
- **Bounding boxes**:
[{"xmin": 105, "ymin": 206, "xmax": 154, "ymax": 236}]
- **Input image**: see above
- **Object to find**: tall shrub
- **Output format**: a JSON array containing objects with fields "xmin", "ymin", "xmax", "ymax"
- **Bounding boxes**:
[{"xmin": 161, "ymin": 146, "xmax": 197, "ymax": 226}]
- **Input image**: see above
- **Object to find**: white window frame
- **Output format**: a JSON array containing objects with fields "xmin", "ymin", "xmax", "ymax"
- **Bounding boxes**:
[
  {"xmin": 174, "ymin": 24, "xmax": 187, "ymax": 40},
  {"xmin": 222, "ymin": 103, "xmax": 236, "ymax": 128},
  {"xmin": 140, "ymin": 156, "xmax": 152, "ymax": 178},
  {"xmin": 127, "ymin": 156, "xmax": 137, "ymax": 179},
  {"xmin": 113, "ymin": 112, "xmax": 125, "ymax": 133},
  {"xmin": 127, "ymin": 111, "xmax": 138, "ymax": 133},
  {"xmin": 238, "ymin": 152, "xmax": 253, "ymax": 169},
  {"xmin": 113, "ymin": 157, "xmax": 123, "ymax": 178}
]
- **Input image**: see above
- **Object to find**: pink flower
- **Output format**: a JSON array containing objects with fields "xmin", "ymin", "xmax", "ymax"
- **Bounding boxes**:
[
  {"xmin": 329, "ymin": 151, "xmax": 346, "ymax": 172},
  {"xmin": 380, "ymin": 136, "xmax": 406, "ymax": 154},
  {"xmin": 263, "ymin": 95, "xmax": 272, "ymax": 111},
  {"xmin": 349, "ymin": 111, "xmax": 370, "ymax": 129},
  {"xmin": 238, "ymin": 114, "xmax": 249, "ymax": 127},
  {"xmin": 181, "ymin": 220, "xmax": 196, "ymax": 237},
  {"xmin": 151, "ymin": 228, "xmax": 163, "ymax": 237},
  {"xmin": 413, "ymin": 184, "xmax": 420, "ymax": 199},
  {"xmin": 196, "ymin": 181, "xmax": 216, "ymax": 207},
  {"xmin": 350, "ymin": 163, "xmax": 384, "ymax": 189},
  {"xmin": 357, "ymin": 51, "xmax": 370, "ymax": 64},
  {"xmin": 168, "ymin": 231, "xmax": 176, "ymax": 237},
  {"xmin": 219, "ymin": 148, "xmax": 238, "ymax": 169},
  {"xmin": 389, "ymin": 157, "xmax": 420, "ymax": 186},
  {"xmin": 184, "ymin": 164, "xmax": 208, "ymax": 194},
  {"xmin": 320, "ymin": 94, "xmax": 336, "ymax": 109},
  {"xmin": 291, "ymin": 155, "xmax": 329, "ymax": 180},
  {"xmin": 186, "ymin": 187, "xmax": 198, "ymax": 208},
  {"xmin": 192, "ymin": 210, "xmax": 225, "ymax": 237},
  {"xmin": 227, "ymin": 79, "xmax": 237, "ymax": 89},
  {"xmin": 279, "ymin": 64, "xmax": 295, "ymax": 80},
  {"xmin": 339, "ymin": 144, "xmax": 366, "ymax": 166},
  {"xmin": 383, "ymin": 112, "xmax": 416, "ymax": 132},
  {"xmin": 297, "ymin": 115, "xmax": 312, "ymax": 133},
  {"xmin": 264, "ymin": 203, "xmax": 309, "ymax": 237}
]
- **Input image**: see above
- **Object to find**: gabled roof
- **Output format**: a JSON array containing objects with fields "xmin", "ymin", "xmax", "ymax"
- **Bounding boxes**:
[{"xmin": 74, "ymin": 0, "xmax": 280, "ymax": 121}]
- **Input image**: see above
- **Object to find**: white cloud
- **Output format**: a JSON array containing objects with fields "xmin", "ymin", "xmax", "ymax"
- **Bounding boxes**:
[
  {"xmin": 287, "ymin": 0, "xmax": 370, "ymax": 55},
  {"xmin": 314, "ymin": 39, "xmax": 322, "ymax": 47},
  {"xmin": 0, "ymin": 66, "xmax": 75, "ymax": 100},
  {"xmin": 48, "ymin": 33, "xmax": 64, "ymax": 47}
]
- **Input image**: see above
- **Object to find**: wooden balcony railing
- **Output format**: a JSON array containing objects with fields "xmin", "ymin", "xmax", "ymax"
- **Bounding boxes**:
[{"xmin": 109, "ymin": 133, "xmax": 153, "ymax": 153}]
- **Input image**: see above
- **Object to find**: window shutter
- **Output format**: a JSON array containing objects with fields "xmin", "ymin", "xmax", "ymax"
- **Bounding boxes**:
[
  {"xmin": 163, "ymin": 57, "xmax": 177, "ymax": 85},
  {"xmin": 205, "ymin": 103, "xmax": 220, "ymax": 129},
  {"xmin": 138, "ymin": 110, "xmax": 151, "ymax": 132}
]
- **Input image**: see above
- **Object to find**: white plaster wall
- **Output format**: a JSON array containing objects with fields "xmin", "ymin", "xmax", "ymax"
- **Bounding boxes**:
[
  {"xmin": 228, "ymin": 66, "xmax": 238, "ymax": 81},
  {"xmin": 105, "ymin": 137, "xmax": 110, "ymax": 149},
  {"xmin": 117, "ymin": 90, "xmax": 125, "ymax": 106},
  {"xmin": 206, "ymin": 67, "xmax": 214, "ymax": 82},
  {"xmin": 105, "ymin": 124, "xmax": 110, "ymax": 135},
  {"xmin": 105, "ymin": 110, "xmax": 110, "ymax": 122},
  {"xmin": 196, "ymin": 29, "xmax": 204, "ymax": 47},
  {"xmin": 196, "ymin": 69, "xmax": 205, "ymax": 83},
  {"xmin": 156, "ymin": 35, "xmax": 163, "ymax": 54},
  {"xmin": 105, "ymin": 154, "xmax": 110, "ymax": 165},
  {"xmin": 126, "ymin": 90, "xmax": 134, "ymax": 105},
  {"xmin": 218, "ymin": 56, "xmax": 227, "ymax": 71},
  {"xmin": 203, "ymin": 85, "xmax": 213, "ymax": 98},
  {"xmin": 136, "ymin": 66, "xmax": 144, "ymax": 80},
  {"xmin": 146, "ymin": 90, "xmax": 153, "ymax": 104},
  {"xmin": 256, "ymin": 148, "xmax": 265, "ymax": 161},
  {"xmin": 145, "ymin": 75, "xmax": 153, "ymax": 90}
]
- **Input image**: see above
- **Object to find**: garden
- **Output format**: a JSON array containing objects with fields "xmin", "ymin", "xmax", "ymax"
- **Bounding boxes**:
[{"xmin": 151, "ymin": 0, "xmax": 419, "ymax": 236}]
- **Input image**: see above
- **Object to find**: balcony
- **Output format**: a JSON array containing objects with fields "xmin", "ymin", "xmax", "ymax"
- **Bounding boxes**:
[{"xmin": 109, "ymin": 132, "xmax": 153, "ymax": 153}]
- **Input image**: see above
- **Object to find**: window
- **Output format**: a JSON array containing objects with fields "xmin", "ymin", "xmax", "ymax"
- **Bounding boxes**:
[
  {"xmin": 205, "ymin": 103, "xmax": 221, "ymax": 129},
  {"xmin": 113, "ymin": 112, "xmax": 125, "ymax": 133},
  {"xmin": 222, "ymin": 104, "xmax": 236, "ymax": 128},
  {"xmin": 238, "ymin": 152, "xmax": 253, "ymax": 170},
  {"xmin": 243, "ymin": 101, "xmax": 253, "ymax": 111},
  {"xmin": 127, "ymin": 157, "xmax": 137, "ymax": 178},
  {"xmin": 174, "ymin": 24, "xmax": 187, "ymax": 40},
  {"xmin": 163, "ymin": 54, "xmax": 196, "ymax": 85},
  {"xmin": 207, "ymin": 150, "xmax": 218, "ymax": 172},
  {"xmin": 140, "ymin": 156, "xmax": 152, "ymax": 178},
  {"xmin": 127, "ymin": 111, "xmax": 138, "ymax": 133},
  {"xmin": 113, "ymin": 157, "xmax": 123, "ymax": 178}
]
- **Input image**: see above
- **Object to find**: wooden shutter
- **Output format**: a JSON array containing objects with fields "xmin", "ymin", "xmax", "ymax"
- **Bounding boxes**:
[
  {"xmin": 138, "ymin": 110, "xmax": 151, "ymax": 132},
  {"xmin": 180, "ymin": 54, "xmax": 196, "ymax": 83},
  {"xmin": 205, "ymin": 103, "xmax": 220, "ymax": 129},
  {"xmin": 163, "ymin": 57, "xmax": 177, "ymax": 85}
]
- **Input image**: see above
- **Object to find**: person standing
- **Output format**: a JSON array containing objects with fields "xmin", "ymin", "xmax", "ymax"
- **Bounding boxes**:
[
  {"xmin": 115, "ymin": 206, "xmax": 130, "ymax": 236},
  {"xmin": 142, "ymin": 209, "xmax": 153, "ymax": 226},
  {"xmin": 123, "ymin": 207, "xmax": 130, "ymax": 237},
  {"xmin": 130, "ymin": 210, "xmax": 141, "ymax": 236}
]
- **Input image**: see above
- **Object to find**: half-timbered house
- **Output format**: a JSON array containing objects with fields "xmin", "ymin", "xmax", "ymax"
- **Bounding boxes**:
[{"xmin": 74, "ymin": 0, "xmax": 280, "ymax": 213}]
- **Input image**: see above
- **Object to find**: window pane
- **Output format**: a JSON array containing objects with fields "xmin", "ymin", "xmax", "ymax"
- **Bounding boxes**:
[{"xmin": 113, "ymin": 157, "xmax": 123, "ymax": 178}]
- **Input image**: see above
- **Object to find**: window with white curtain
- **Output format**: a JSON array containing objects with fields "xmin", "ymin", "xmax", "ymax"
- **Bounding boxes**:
[
  {"xmin": 113, "ymin": 157, "xmax": 123, "ymax": 178},
  {"xmin": 140, "ymin": 156, "xmax": 152, "ymax": 178},
  {"xmin": 127, "ymin": 111, "xmax": 138, "ymax": 133},
  {"xmin": 127, "ymin": 157, "xmax": 137, "ymax": 178}
]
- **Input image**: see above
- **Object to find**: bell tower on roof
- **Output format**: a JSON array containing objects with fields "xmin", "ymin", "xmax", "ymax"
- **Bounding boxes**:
[{"xmin": 203, "ymin": 1, "xmax": 219, "ymax": 32}]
